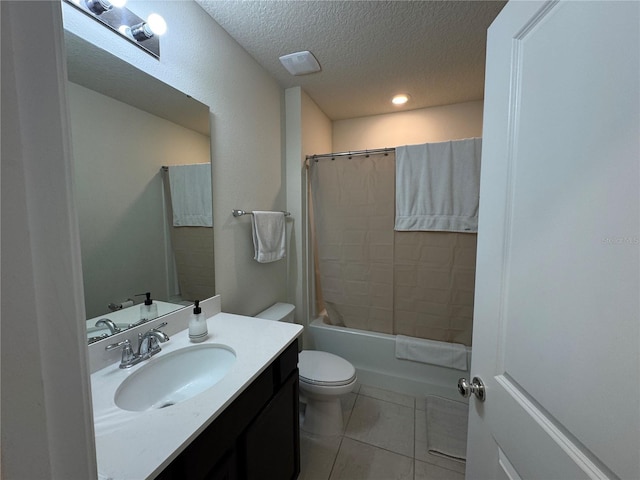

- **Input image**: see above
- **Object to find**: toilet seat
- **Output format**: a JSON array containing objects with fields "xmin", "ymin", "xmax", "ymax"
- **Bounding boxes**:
[{"xmin": 298, "ymin": 350, "xmax": 356, "ymax": 387}]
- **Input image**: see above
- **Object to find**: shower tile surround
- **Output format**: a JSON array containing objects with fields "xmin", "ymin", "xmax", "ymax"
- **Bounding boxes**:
[{"xmin": 299, "ymin": 384, "xmax": 466, "ymax": 480}]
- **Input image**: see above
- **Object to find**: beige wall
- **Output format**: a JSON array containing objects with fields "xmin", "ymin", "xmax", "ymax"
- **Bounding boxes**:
[
  {"xmin": 285, "ymin": 87, "xmax": 332, "ymax": 345},
  {"xmin": 332, "ymin": 100, "xmax": 484, "ymax": 151},
  {"xmin": 63, "ymin": 1, "xmax": 286, "ymax": 315},
  {"xmin": 301, "ymin": 91, "xmax": 334, "ymax": 158},
  {"xmin": 68, "ymin": 82, "xmax": 210, "ymax": 318}
]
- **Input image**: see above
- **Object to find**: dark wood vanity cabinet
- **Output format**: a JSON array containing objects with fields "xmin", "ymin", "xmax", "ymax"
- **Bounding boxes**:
[{"xmin": 157, "ymin": 339, "xmax": 300, "ymax": 480}]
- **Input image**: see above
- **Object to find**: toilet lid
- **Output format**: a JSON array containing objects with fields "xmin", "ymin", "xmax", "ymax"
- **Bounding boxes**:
[{"xmin": 298, "ymin": 350, "xmax": 356, "ymax": 387}]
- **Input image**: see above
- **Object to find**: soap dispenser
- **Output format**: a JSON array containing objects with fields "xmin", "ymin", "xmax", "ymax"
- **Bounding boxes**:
[
  {"xmin": 138, "ymin": 292, "xmax": 158, "ymax": 322},
  {"xmin": 189, "ymin": 300, "xmax": 208, "ymax": 343}
]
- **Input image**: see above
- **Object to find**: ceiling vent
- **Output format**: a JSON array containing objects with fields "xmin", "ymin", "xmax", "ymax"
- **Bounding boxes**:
[{"xmin": 279, "ymin": 51, "xmax": 321, "ymax": 76}]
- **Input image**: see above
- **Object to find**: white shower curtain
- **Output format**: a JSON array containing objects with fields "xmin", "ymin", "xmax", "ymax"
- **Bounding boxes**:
[{"xmin": 309, "ymin": 150, "xmax": 476, "ymax": 345}]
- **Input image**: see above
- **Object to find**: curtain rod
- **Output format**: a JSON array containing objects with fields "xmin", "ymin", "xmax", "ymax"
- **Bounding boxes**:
[
  {"xmin": 306, "ymin": 147, "xmax": 395, "ymax": 162},
  {"xmin": 232, "ymin": 209, "xmax": 291, "ymax": 217}
]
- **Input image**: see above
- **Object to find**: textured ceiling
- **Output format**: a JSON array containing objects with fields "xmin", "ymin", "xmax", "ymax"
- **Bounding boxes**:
[{"xmin": 196, "ymin": 0, "xmax": 506, "ymax": 120}]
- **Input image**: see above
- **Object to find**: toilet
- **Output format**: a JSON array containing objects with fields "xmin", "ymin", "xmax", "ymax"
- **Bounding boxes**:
[{"xmin": 255, "ymin": 303, "xmax": 357, "ymax": 436}]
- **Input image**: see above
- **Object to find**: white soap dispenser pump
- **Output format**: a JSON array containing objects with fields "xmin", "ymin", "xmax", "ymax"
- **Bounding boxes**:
[
  {"xmin": 138, "ymin": 292, "xmax": 158, "ymax": 322},
  {"xmin": 189, "ymin": 300, "xmax": 208, "ymax": 343}
]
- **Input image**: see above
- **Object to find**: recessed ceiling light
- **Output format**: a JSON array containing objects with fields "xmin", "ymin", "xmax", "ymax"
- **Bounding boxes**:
[{"xmin": 392, "ymin": 94, "xmax": 410, "ymax": 105}]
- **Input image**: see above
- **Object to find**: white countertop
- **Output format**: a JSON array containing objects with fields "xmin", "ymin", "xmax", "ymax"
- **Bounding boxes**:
[{"xmin": 91, "ymin": 312, "xmax": 303, "ymax": 480}]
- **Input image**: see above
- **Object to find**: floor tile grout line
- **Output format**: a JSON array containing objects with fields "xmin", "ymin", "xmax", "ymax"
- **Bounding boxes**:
[
  {"xmin": 299, "ymin": 385, "xmax": 466, "ymax": 480},
  {"xmin": 357, "ymin": 388, "xmax": 418, "ymax": 409},
  {"xmin": 342, "ymin": 389, "xmax": 418, "ymax": 460},
  {"xmin": 327, "ymin": 433, "xmax": 346, "ymax": 480},
  {"xmin": 343, "ymin": 436, "xmax": 417, "ymax": 463},
  {"xmin": 328, "ymin": 390, "xmax": 359, "ymax": 480},
  {"xmin": 333, "ymin": 390, "xmax": 417, "ymax": 480},
  {"xmin": 342, "ymin": 391, "xmax": 358, "ymax": 432}
]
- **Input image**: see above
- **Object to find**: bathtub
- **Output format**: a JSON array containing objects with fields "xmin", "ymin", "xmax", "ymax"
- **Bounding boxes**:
[{"xmin": 307, "ymin": 316, "xmax": 471, "ymax": 400}]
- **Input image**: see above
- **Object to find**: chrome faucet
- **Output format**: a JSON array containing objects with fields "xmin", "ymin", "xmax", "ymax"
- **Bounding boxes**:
[
  {"xmin": 95, "ymin": 318, "xmax": 121, "ymax": 334},
  {"xmin": 137, "ymin": 324, "xmax": 170, "ymax": 358},
  {"xmin": 105, "ymin": 323, "xmax": 169, "ymax": 369},
  {"xmin": 105, "ymin": 339, "xmax": 136, "ymax": 368}
]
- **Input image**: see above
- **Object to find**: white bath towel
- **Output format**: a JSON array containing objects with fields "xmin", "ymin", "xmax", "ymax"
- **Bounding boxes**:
[
  {"xmin": 426, "ymin": 395, "xmax": 468, "ymax": 462},
  {"xmin": 167, "ymin": 164, "xmax": 213, "ymax": 227},
  {"xmin": 395, "ymin": 137, "xmax": 482, "ymax": 232},
  {"xmin": 395, "ymin": 335, "xmax": 467, "ymax": 371},
  {"xmin": 251, "ymin": 211, "xmax": 286, "ymax": 263}
]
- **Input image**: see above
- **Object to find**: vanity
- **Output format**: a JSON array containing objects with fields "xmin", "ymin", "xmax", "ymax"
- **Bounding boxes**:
[
  {"xmin": 65, "ymin": 22, "xmax": 301, "ymax": 480},
  {"xmin": 89, "ymin": 296, "xmax": 303, "ymax": 480}
]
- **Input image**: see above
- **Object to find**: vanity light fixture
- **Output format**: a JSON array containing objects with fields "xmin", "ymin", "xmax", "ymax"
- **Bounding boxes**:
[
  {"xmin": 63, "ymin": 0, "xmax": 165, "ymax": 58},
  {"xmin": 392, "ymin": 94, "xmax": 411, "ymax": 106},
  {"xmin": 85, "ymin": 0, "xmax": 127, "ymax": 15},
  {"xmin": 124, "ymin": 14, "xmax": 168, "ymax": 42}
]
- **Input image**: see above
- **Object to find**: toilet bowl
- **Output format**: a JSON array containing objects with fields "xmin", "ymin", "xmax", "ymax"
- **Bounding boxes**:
[{"xmin": 255, "ymin": 303, "xmax": 357, "ymax": 436}]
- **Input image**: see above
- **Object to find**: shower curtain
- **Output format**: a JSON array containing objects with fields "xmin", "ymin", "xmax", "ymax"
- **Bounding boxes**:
[{"xmin": 309, "ymin": 152, "xmax": 476, "ymax": 346}]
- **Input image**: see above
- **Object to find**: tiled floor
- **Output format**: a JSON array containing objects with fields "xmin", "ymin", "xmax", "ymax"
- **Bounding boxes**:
[{"xmin": 299, "ymin": 385, "xmax": 466, "ymax": 480}]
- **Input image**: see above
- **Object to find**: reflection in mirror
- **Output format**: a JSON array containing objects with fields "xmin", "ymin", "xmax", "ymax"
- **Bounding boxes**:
[{"xmin": 64, "ymin": 32, "xmax": 215, "ymax": 343}]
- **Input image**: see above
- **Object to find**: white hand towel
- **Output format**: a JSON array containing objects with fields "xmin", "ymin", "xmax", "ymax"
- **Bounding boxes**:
[
  {"xmin": 251, "ymin": 211, "xmax": 286, "ymax": 263},
  {"xmin": 395, "ymin": 137, "xmax": 482, "ymax": 232},
  {"xmin": 167, "ymin": 164, "xmax": 213, "ymax": 227},
  {"xmin": 395, "ymin": 335, "xmax": 468, "ymax": 371}
]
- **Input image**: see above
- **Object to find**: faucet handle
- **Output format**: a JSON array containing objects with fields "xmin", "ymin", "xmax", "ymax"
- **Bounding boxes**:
[
  {"xmin": 105, "ymin": 339, "xmax": 131, "ymax": 351},
  {"xmin": 105, "ymin": 339, "xmax": 137, "ymax": 368}
]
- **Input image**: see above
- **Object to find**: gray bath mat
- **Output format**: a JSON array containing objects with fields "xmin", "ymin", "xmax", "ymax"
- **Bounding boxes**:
[{"xmin": 425, "ymin": 395, "xmax": 468, "ymax": 462}]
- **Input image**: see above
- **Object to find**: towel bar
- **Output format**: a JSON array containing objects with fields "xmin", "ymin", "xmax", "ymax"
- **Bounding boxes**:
[{"xmin": 232, "ymin": 209, "xmax": 291, "ymax": 217}]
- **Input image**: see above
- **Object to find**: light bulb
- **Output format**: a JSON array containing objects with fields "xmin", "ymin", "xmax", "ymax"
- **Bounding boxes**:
[
  {"xmin": 128, "ymin": 14, "xmax": 166, "ymax": 42},
  {"xmin": 392, "ymin": 94, "xmax": 410, "ymax": 106},
  {"xmin": 146, "ymin": 14, "xmax": 167, "ymax": 36}
]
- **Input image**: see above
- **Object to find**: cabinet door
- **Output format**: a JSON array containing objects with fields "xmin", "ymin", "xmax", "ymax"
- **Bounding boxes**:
[
  {"xmin": 204, "ymin": 449, "xmax": 237, "ymax": 480},
  {"xmin": 242, "ymin": 372, "xmax": 300, "ymax": 480}
]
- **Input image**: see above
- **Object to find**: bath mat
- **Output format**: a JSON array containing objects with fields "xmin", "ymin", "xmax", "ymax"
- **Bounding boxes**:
[{"xmin": 425, "ymin": 395, "xmax": 468, "ymax": 462}]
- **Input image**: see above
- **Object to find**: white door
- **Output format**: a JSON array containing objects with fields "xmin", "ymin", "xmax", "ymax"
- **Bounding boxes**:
[{"xmin": 466, "ymin": 1, "xmax": 639, "ymax": 479}]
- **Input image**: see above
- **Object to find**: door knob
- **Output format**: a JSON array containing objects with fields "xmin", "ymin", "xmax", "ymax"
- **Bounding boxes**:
[{"xmin": 458, "ymin": 376, "xmax": 486, "ymax": 402}]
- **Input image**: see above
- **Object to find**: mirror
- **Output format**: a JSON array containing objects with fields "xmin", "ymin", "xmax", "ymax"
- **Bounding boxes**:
[{"xmin": 64, "ymin": 32, "xmax": 215, "ymax": 343}]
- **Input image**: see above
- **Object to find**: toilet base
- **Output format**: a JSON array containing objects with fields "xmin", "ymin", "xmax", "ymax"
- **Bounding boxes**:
[{"xmin": 301, "ymin": 395, "xmax": 344, "ymax": 436}]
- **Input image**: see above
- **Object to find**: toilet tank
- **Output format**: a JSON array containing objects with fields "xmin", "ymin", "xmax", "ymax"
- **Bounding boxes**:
[{"xmin": 255, "ymin": 303, "xmax": 295, "ymax": 323}]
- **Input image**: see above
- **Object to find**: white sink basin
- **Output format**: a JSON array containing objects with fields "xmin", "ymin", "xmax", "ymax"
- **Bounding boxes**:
[{"xmin": 114, "ymin": 344, "xmax": 236, "ymax": 411}]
